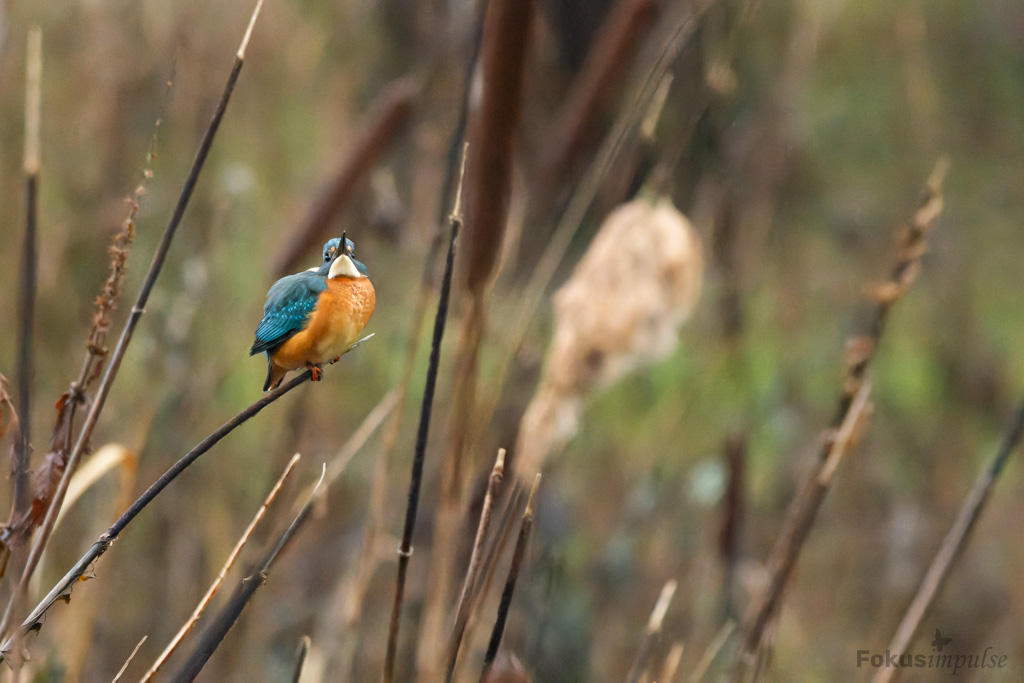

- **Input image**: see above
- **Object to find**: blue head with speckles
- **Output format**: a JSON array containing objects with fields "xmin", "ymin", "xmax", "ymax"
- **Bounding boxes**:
[{"xmin": 320, "ymin": 235, "xmax": 368, "ymax": 277}]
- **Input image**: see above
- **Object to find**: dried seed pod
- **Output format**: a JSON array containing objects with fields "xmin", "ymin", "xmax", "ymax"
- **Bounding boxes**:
[{"xmin": 516, "ymin": 197, "xmax": 704, "ymax": 476}]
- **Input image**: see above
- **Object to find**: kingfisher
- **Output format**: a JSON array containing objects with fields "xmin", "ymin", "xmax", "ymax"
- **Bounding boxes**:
[{"xmin": 250, "ymin": 234, "xmax": 376, "ymax": 391}]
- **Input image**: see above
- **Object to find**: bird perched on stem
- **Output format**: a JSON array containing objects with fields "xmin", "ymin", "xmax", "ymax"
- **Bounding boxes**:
[{"xmin": 250, "ymin": 234, "xmax": 375, "ymax": 390}]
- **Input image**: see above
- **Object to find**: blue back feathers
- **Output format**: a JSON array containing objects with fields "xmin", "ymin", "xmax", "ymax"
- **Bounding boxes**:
[{"xmin": 249, "ymin": 270, "xmax": 327, "ymax": 355}]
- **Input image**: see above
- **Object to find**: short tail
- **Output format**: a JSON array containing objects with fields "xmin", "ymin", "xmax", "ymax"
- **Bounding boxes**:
[{"xmin": 263, "ymin": 359, "xmax": 286, "ymax": 392}]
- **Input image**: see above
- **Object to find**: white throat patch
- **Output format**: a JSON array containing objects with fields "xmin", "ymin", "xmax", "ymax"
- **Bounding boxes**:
[{"xmin": 328, "ymin": 254, "xmax": 362, "ymax": 279}]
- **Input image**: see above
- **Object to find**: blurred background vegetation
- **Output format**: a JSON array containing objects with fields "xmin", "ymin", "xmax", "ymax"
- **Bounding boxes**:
[{"xmin": 0, "ymin": 0, "xmax": 1022, "ymax": 680}]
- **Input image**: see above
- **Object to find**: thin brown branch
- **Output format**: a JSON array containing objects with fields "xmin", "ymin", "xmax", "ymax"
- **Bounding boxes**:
[
  {"xmin": 445, "ymin": 448, "xmax": 506, "ymax": 682},
  {"xmin": 111, "ymin": 635, "xmax": 147, "ymax": 683},
  {"xmin": 169, "ymin": 464, "xmax": 325, "ymax": 681},
  {"xmin": 140, "ymin": 453, "xmax": 301, "ymax": 681},
  {"xmin": 272, "ymin": 76, "xmax": 418, "ymax": 277},
  {"xmin": 480, "ymin": 474, "xmax": 540, "ymax": 680},
  {"xmin": 626, "ymin": 579, "xmax": 678, "ymax": 683},
  {"xmin": 871, "ymin": 396, "xmax": 1024, "ymax": 683},
  {"xmin": 0, "ymin": 370, "xmax": 312, "ymax": 666},
  {"xmin": 737, "ymin": 158, "xmax": 950, "ymax": 665},
  {"xmin": 383, "ymin": 145, "xmax": 467, "ymax": 683}
]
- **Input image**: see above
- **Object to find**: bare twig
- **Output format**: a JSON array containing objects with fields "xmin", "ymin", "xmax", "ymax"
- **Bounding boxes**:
[
  {"xmin": 383, "ymin": 145, "xmax": 466, "ymax": 683},
  {"xmin": 737, "ymin": 158, "xmax": 950, "ymax": 664},
  {"xmin": 626, "ymin": 579, "xmax": 678, "ymax": 683},
  {"xmin": 445, "ymin": 448, "xmax": 506, "ymax": 682},
  {"xmin": 112, "ymin": 635, "xmax": 147, "ymax": 683},
  {"xmin": 140, "ymin": 453, "xmax": 301, "ymax": 681},
  {"xmin": 689, "ymin": 620, "xmax": 736, "ymax": 683},
  {"xmin": 480, "ymin": 474, "xmax": 540, "ymax": 680},
  {"xmin": 0, "ymin": 1, "xmax": 265, "ymax": 650},
  {"xmin": 291, "ymin": 635, "xmax": 311, "ymax": 683},
  {"xmin": 0, "ymin": 369, "xmax": 311, "ymax": 665},
  {"xmin": 169, "ymin": 465, "xmax": 326, "ymax": 681},
  {"xmin": 272, "ymin": 76, "xmax": 418, "ymax": 277},
  {"xmin": 871, "ymin": 396, "xmax": 1024, "ymax": 683}
]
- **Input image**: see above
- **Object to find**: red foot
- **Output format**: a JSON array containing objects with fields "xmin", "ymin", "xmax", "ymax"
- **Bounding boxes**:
[
  {"xmin": 306, "ymin": 363, "xmax": 323, "ymax": 381},
  {"xmin": 328, "ymin": 356, "xmax": 341, "ymax": 365}
]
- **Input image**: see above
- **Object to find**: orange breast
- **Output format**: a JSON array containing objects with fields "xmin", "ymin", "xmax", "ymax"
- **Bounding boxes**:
[{"xmin": 270, "ymin": 277, "xmax": 376, "ymax": 372}]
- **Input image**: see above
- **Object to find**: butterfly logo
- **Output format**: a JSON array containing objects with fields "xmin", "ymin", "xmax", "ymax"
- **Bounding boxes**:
[{"xmin": 932, "ymin": 629, "xmax": 953, "ymax": 652}]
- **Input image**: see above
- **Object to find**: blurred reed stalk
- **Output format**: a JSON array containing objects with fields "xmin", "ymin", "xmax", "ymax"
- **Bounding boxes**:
[
  {"xmin": 111, "ymin": 636, "xmax": 147, "ymax": 683},
  {"xmin": 626, "ymin": 579, "xmax": 678, "ymax": 683},
  {"xmin": 169, "ymin": 466, "xmax": 326, "ymax": 681},
  {"xmin": 272, "ymin": 76, "xmax": 419, "ymax": 277},
  {"xmin": 383, "ymin": 146, "xmax": 466, "ymax": 683},
  {"xmin": 445, "ymin": 448, "xmax": 506, "ymax": 681},
  {"xmin": 719, "ymin": 433, "xmax": 746, "ymax": 620},
  {"xmin": 736, "ymin": 158, "xmax": 950, "ymax": 669},
  {"xmin": 140, "ymin": 454, "xmax": 301, "ymax": 681},
  {"xmin": 291, "ymin": 636, "xmax": 312, "ymax": 683},
  {"xmin": 871, "ymin": 396, "xmax": 1024, "ymax": 683},
  {"xmin": 480, "ymin": 474, "xmax": 540, "ymax": 681},
  {"xmin": 420, "ymin": 1, "xmax": 533, "ymax": 675},
  {"xmin": 12, "ymin": 26, "xmax": 42, "ymax": 540},
  {"xmin": 0, "ymin": 2, "xmax": 266, "ymax": 655},
  {"xmin": 0, "ymin": 369, "xmax": 312, "ymax": 665},
  {"xmin": 536, "ymin": 0, "xmax": 660, "ymax": 195}
]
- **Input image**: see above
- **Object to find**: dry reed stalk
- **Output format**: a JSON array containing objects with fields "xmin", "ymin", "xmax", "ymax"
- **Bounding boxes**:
[
  {"xmin": 0, "ymin": 368, "xmax": 310, "ymax": 666},
  {"xmin": 0, "ymin": 4, "xmax": 265, "ymax": 653},
  {"xmin": 480, "ymin": 474, "xmax": 540, "ymax": 681},
  {"xmin": 291, "ymin": 635, "xmax": 311, "ymax": 683},
  {"xmin": 140, "ymin": 453, "xmax": 301, "ymax": 681},
  {"xmin": 689, "ymin": 620, "xmax": 736, "ymax": 683},
  {"xmin": 12, "ymin": 26, "xmax": 43, "ymax": 531},
  {"xmin": 445, "ymin": 448, "xmax": 506, "ymax": 682},
  {"xmin": 736, "ymin": 158, "xmax": 950, "ymax": 667},
  {"xmin": 659, "ymin": 642, "xmax": 685, "ymax": 683},
  {"xmin": 383, "ymin": 147, "xmax": 467, "ymax": 683},
  {"xmin": 626, "ymin": 579, "xmax": 678, "ymax": 683},
  {"xmin": 111, "ymin": 636, "xmax": 147, "ymax": 683},
  {"xmin": 871, "ymin": 396, "xmax": 1024, "ymax": 683},
  {"xmin": 719, "ymin": 433, "xmax": 746, "ymax": 620},
  {"xmin": 272, "ymin": 76, "xmax": 419, "ymax": 277},
  {"xmin": 537, "ymin": 0, "xmax": 660, "ymax": 190},
  {"xmin": 420, "ymin": 4, "xmax": 535, "ymax": 664},
  {"xmin": 334, "ymin": 256, "xmax": 437, "ymax": 677},
  {"xmin": 169, "ymin": 466, "xmax": 326, "ymax": 681}
]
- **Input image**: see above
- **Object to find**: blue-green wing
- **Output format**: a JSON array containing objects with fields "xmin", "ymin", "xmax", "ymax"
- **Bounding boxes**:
[{"xmin": 249, "ymin": 272, "xmax": 327, "ymax": 355}]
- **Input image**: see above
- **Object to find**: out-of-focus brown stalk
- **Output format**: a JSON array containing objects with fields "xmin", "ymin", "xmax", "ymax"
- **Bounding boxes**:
[
  {"xmin": 445, "ymin": 448, "xmax": 506, "ymax": 682},
  {"xmin": 480, "ymin": 474, "xmax": 540, "ymax": 681},
  {"xmin": 383, "ymin": 148, "xmax": 466, "ymax": 683},
  {"xmin": 626, "ymin": 579, "xmax": 678, "ymax": 683},
  {"xmin": 140, "ymin": 454, "xmax": 301, "ymax": 681},
  {"xmin": 12, "ymin": 26, "xmax": 42, "ymax": 533},
  {"xmin": 461, "ymin": 0, "xmax": 533, "ymax": 293},
  {"xmin": 871, "ymin": 396, "xmax": 1024, "ymax": 683},
  {"xmin": 291, "ymin": 636, "xmax": 311, "ymax": 683},
  {"xmin": 420, "ymin": 1, "xmax": 533, "ymax": 673},
  {"xmin": 737, "ymin": 158, "xmax": 950, "ymax": 666},
  {"xmin": 537, "ymin": 0, "xmax": 660, "ymax": 190},
  {"xmin": 272, "ymin": 77, "xmax": 418, "ymax": 277},
  {"xmin": 719, "ymin": 433, "xmax": 746, "ymax": 620},
  {"xmin": 169, "ymin": 466, "xmax": 326, "ymax": 681}
]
